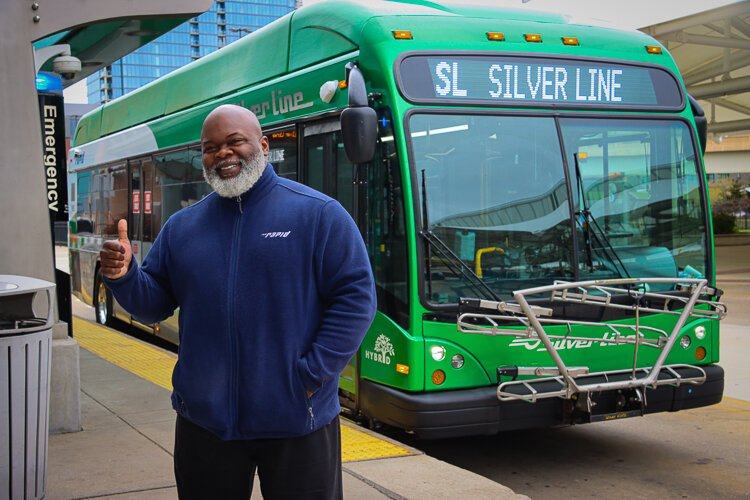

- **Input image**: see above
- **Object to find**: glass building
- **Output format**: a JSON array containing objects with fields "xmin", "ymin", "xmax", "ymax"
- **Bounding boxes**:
[{"xmin": 87, "ymin": 0, "xmax": 298, "ymax": 104}]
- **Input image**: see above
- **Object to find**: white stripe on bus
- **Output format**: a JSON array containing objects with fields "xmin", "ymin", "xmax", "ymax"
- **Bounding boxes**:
[{"xmin": 69, "ymin": 124, "xmax": 158, "ymax": 171}]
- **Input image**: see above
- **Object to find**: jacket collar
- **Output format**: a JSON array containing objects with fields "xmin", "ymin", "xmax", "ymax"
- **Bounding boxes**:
[{"xmin": 219, "ymin": 163, "xmax": 277, "ymax": 210}]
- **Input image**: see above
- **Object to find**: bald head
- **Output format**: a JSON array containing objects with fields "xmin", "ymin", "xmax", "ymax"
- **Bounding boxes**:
[
  {"xmin": 201, "ymin": 104, "xmax": 268, "ymax": 160},
  {"xmin": 202, "ymin": 104, "xmax": 262, "ymax": 141}
]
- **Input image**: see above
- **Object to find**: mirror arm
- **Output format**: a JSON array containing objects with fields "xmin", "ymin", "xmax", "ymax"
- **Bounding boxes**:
[
  {"xmin": 345, "ymin": 62, "xmax": 369, "ymax": 107},
  {"xmin": 688, "ymin": 94, "xmax": 707, "ymax": 155}
]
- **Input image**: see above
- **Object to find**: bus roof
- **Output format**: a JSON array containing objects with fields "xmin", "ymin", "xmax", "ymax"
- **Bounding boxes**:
[{"xmin": 74, "ymin": 0, "xmax": 667, "ymax": 146}]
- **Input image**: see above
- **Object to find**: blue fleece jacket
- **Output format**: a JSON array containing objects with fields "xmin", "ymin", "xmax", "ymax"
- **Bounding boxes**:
[{"xmin": 104, "ymin": 165, "xmax": 376, "ymax": 440}]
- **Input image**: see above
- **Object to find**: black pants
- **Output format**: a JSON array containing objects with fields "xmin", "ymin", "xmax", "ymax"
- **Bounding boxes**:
[{"xmin": 174, "ymin": 415, "xmax": 342, "ymax": 500}]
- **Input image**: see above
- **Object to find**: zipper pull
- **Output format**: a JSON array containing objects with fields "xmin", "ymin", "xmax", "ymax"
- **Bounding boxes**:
[
  {"xmin": 236, "ymin": 194, "xmax": 243, "ymax": 214},
  {"xmin": 308, "ymin": 400, "xmax": 315, "ymax": 430}
]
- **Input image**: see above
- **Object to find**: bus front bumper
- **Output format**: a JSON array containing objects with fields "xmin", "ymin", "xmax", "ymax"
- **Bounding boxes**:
[{"xmin": 358, "ymin": 364, "xmax": 724, "ymax": 439}]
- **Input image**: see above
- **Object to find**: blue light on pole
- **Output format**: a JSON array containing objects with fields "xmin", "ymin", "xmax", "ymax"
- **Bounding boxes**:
[{"xmin": 36, "ymin": 71, "xmax": 63, "ymax": 92}]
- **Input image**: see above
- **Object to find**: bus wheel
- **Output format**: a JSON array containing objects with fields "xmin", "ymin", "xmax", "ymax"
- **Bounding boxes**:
[{"xmin": 94, "ymin": 272, "xmax": 113, "ymax": 326}]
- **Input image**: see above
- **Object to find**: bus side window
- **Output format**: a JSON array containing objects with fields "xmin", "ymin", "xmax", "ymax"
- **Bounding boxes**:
[
  {"xmin": 302, "ymin": 122, "xmax": 353, "ymax": 213},
  {"xmin": 152, "ymin": 148, "xmax": 212, "ymax": 237},
  {"xmin": 304, "ymin": 133, "xmax": 326, "ymax": 194},
  {"xmin": 94, "ymin": 162, "xmax": 127, "ymax": 239},
  {"xmin": 267, "ymin": 127, "xmax": 298, "ymax": 181}
]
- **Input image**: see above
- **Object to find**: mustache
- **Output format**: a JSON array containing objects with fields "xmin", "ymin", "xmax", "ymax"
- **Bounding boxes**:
[{"xmin": 214, "ymin": 159, "xmax": 244, "ymax": 171}]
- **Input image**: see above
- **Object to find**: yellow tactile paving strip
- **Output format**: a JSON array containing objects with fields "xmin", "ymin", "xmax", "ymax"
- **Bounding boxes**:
[
  {"xmin": 73, "ymin": 317, "xmax": 176, "ymax": 391},
  {"xmin": 718, "ymin": 396, "xmax": 750, "ymax": 414},
  {"xmin": 340, "ymin": 423, "xmax": 414, "ymax": 462},
  {"xmin": 73, "ymin": 317, "xmax": 415, "ymax": 462}
]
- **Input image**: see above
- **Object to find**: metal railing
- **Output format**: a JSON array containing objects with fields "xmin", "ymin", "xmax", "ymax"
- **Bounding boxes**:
[{"xmin": 458, "ymin": 278, "xmax": 726, "ymax": 403}]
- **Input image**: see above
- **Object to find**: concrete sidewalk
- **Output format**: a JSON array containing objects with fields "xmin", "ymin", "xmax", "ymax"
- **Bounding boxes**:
[{"xmin": 46, "ymin": 344, "xmax": 526, "ymax": 499}]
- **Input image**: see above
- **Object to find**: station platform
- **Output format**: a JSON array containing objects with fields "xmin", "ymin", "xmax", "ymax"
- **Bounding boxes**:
[{"xmin": 46, "ymin": 318, "xmax": 526, "ymax": 499}]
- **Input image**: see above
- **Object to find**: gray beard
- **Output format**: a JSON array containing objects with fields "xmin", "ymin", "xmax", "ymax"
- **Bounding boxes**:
[{"xmin": 203, "ymin": 151, "xmax": 266, "ymax": 198}]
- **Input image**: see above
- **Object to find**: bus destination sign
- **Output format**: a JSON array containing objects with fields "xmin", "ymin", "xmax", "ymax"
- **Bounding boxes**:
[{"xmin": 398, "ymin": 55, "xmax": 683, "ymax": 109}]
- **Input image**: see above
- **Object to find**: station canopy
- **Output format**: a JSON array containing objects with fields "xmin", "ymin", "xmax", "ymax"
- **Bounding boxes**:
[
  {"xmin": 641, "ymin": 0, "xmax": 750, "ymax": 136},
  {"xmin": 33, "ymin": 17, "xmax": 199, "ymax": 88}
]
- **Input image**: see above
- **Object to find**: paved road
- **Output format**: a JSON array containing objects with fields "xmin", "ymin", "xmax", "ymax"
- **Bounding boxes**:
[{"xmin": 409, "ymin": 398, "xmax": 750, "ymax": 499}]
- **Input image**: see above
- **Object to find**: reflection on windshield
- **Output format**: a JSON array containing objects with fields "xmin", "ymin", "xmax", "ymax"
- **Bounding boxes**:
[
  {"xmin": 412, "ymin": 114, "xmax": 574, "ymax": 303},
  {"xmin": 561, "ymin": 118, "xmax": 706, "ymax": 286},
  {"xmin": 410, "ymin": 114, "xmax": 707, "ymax": 304}
]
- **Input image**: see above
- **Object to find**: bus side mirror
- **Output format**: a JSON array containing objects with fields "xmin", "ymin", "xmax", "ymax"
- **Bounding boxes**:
[
  {"xmin": 341, "ymin": 107, "xmax": 377, "ymax": 164},
  {"xmin": 689, "ymin": 94, "xmax": 707, "ymax": 155},
  {"xmin": 341, "ymin": 63, "xmax": 377, "ymax": 163}
]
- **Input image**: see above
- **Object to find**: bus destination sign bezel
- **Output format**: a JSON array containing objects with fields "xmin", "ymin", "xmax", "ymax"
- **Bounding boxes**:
[{"xmin": 396, "ymin": 52, "xmax": 685, "ymax": 111}]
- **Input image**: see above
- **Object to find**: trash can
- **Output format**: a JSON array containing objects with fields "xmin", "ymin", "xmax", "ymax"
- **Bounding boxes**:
[{"xmin": 0, "ymin": 275, "xmax": 55, "ymax": 500}]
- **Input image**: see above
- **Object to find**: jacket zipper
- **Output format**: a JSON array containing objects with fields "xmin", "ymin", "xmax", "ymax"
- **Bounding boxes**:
[
  {"xmin": 227, "ymin": 196, "xmax": 243, "ymax": 431},
  {"xmin": 307, "ymin": 396, "xmax": 315, "ymax": 431}
]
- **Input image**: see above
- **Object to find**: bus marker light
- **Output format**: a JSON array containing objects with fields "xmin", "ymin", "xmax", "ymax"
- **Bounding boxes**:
[
  {"xmin": 578, "ymin": 152, "xmax": 588, "ymax": 160},
  {"xmin": 392, "ymin": 30, "xmax": 413, "ymax": 40},
  {"xmin": 431, "ymin": 345, "xmax": 446, "ymax": 361},
  {"xmin": 694, "ymin": 326, "xmax": 706, "ymax": 340},
  {"xmin": 680, "ymin": 336, "xmax": 691, "ymax": 349},
  {"xmin": 432, "ymin": 369, "xmax": 446, "ymax": 385},
  {"xmin": 451, "ymin": 354, "xmax": 464, "ymax": 369},
  {"xmin": 338, "ymin": 79, "xmax": 347, "ymax": 89},
  {"xmin": 486, "ymin": 32, "xmax": 505, "ymax": 41},
  {"xmin": 646, "ymin": 45, "xmax": 662, "ymax": 54},
  {"xmin": 696, "ymin": 346, "xmax": 707, "ymax": 361},
  {"xmin": 525, "ymin": 33, "xmax": 542, "ymax": 43},
  {"xmin": 396, "ymin": 364, "xmax": 410, "ymax": 375},
  {"xmin": 562, "ymin": 37, "xmax": 579, "ymax": 46},
  {"xmin": 319, "ymin": 80, "xmax": 338, "ymax": 103}
]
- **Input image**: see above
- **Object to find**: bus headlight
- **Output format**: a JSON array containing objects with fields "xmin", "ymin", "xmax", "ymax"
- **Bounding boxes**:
[
  {"xmin": 680, "ymin": 336, "xmax": 691, "ymax": 349},
  {"xmin": 694, "ymin": 326, "xmax": 706, "ymax": 340},
  {"xmin": 451, "ymin": 354, "xmax": 465, "ymax": 369},
  {"xmin": 431, "ymin": 345, "xmax": 446, "ymax": 361}
]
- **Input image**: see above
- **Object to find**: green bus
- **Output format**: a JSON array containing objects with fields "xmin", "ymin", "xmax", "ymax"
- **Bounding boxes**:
[{"xmin": 69, "ymin": 0, "xmax": 726, "ymax": 438}]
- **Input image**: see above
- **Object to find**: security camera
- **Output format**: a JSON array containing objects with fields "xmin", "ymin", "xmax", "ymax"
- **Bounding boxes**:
[{"xmin": 52, "ymin": 55, "xmax": 82, "ymax": 80}]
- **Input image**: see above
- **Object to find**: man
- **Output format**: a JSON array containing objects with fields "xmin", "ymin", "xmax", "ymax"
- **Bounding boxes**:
[{"xmin": 100, "ymin": 104, "xmax": 377, "ymax": 499}]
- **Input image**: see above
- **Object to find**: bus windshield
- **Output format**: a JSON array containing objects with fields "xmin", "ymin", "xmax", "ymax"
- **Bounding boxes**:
[{"xmin": 410, "ymin": 114, "xmax": 707, "ymax": 303}]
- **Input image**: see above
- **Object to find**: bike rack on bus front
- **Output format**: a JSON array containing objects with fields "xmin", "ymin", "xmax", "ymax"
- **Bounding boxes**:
[{"xmin": 457, "ymin": 278, "xmax": 726, "ymax": 406}]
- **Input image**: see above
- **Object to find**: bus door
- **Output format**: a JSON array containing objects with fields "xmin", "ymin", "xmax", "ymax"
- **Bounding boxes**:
[
  {"xmin": 127, "ymin": 156, "xmax": 154, "ymax": 266},
  {"xmin": 302, "ymin": 120, "xmax": 363, "ymax": 399},
  {"xmin": 302, "ymin": 120, "xmax": 360, "ymax": 220}
]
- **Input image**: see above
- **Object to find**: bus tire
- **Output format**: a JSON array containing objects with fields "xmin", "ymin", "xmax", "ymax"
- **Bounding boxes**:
[{"xmin": 94, "ymin": 271, "xmax": 113, "ymax": 326}]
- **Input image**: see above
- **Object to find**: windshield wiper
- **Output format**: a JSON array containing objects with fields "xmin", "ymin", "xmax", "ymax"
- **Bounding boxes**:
[
  {"xmin": 420, "ymin": 170, "xmax": 501, "ymax": 302},
  {"xmin": 573, "ymin": 153, "xmax": 630, "ymax": 277},
  {"xmin": 421, "ymin": 229, "xmax": 502, "ymax": 302}
]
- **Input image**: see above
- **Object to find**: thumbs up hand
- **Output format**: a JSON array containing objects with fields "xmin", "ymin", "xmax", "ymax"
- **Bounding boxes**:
[{"xmin": 100, "ymin": 219, "xmax": 133, "ymax": 280}]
